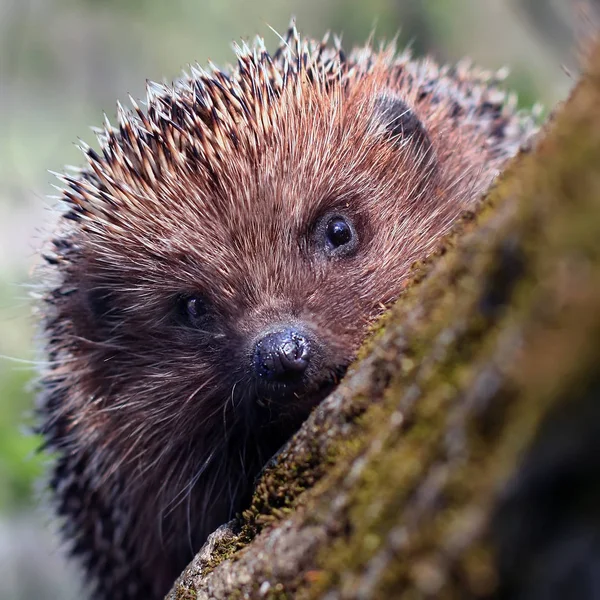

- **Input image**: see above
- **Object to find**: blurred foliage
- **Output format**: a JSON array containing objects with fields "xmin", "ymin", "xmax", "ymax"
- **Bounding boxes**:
[{"xmin": 0, "ymin": 278, "xmax": 42, "ymax": 512}]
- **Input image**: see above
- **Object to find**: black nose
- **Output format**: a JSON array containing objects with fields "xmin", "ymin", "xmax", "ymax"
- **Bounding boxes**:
[{"xmin": 253, "ymin": 328, "xmax": 311, "ymax": 382}]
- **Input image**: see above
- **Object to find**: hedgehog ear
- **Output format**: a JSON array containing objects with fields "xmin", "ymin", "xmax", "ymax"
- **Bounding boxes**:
[{"xmin": 372, "ymin": 94, "xmax": 435, "ymax": 161}]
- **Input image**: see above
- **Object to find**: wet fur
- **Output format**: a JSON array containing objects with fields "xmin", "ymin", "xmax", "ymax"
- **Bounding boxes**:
[{"xmin": 36, "ymin": 25, "xmax": 535, "ymax": 600}]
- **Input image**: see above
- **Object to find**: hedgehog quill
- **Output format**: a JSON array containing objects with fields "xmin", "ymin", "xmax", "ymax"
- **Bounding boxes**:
[{"xmin": 36, "ymin": 24, "xmax": 536, "ymax": 600}]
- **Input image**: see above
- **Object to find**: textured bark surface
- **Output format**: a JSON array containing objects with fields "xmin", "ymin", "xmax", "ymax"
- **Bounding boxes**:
[{"xmin": 167, "ymin": 44, "xmax": 600, "ymax": 600}]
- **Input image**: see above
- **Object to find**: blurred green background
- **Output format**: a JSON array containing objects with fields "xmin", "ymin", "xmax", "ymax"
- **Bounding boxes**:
[{"xmin": 0, "ymin": 0, "xmax": 581, "ymax": 598}]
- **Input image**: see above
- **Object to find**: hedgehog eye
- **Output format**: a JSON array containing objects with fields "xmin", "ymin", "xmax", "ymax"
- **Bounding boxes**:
[
  {"xmin": 314, "ymin": 213, "xmax": 359, "ymax": 258},
  {"xmin": 179, "ymin": 295, "xmax": 208, "ymax": 326},
  {"xmin": 326, "ymin": 217, "xmax": 353, "ymax": 248}
]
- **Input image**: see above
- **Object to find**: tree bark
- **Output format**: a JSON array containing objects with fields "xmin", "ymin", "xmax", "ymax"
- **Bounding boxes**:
[{"xmin": 167, "ymin": 42, "xmax": 600, "ymax": 600}]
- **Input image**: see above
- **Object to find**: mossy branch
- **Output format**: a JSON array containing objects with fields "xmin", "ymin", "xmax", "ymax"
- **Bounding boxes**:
[{"xmin": 168, "ymin": 43, "xmax": 600, "ymax": 600}]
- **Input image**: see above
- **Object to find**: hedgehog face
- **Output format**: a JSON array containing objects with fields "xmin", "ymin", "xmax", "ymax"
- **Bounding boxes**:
[
  {"xmin": 47, "ymin": 47, "xmax": 505, "ymax": 479},
  {"xmin": 63, "ymin": 86, "xmax": 442, "ymax": 424}
]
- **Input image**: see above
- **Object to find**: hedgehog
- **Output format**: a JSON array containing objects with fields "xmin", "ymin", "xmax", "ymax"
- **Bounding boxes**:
[{"xmin": 35, "ymin": 23, "xmax": 537, "ymax": 600}]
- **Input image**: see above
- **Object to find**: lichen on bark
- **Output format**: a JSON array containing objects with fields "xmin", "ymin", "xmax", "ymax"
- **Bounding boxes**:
[{"xmin": 167, "ymin": 43, "xmax": 600, "ymax": 600}]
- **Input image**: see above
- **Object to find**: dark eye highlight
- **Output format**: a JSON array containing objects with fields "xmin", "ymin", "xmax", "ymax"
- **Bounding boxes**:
[
  {"xmin": 178, "ymin": 294, "xmax": 209, "ymax": 326},
  {"xmin": 326, "ymin": 217, "xmax": 353, "ymax": 249},
  {"xmin": 313, "ymin": 212, "xmax": 359, "ymax": 258}
]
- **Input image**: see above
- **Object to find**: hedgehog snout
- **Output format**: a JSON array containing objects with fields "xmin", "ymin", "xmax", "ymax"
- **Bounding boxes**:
[{"xmin": 253, "ymin": 327, "xmax": 311, "ymax": 383}]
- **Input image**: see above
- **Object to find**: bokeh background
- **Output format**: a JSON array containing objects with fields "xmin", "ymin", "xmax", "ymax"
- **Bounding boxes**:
[{"xmin": 0, "ymin": 0, "xmax": 588, "ymax": 598}]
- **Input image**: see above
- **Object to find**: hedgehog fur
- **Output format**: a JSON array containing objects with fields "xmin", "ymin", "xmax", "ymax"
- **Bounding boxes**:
[{"xmin": 36, "ymin": 23, "xmax": 537, "ymax": 600}]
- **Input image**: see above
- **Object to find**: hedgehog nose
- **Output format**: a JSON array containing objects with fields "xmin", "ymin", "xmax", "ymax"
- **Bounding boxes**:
[{"xmin": 253, "ymin": 328, "xmax": 311, "ymax": 382}]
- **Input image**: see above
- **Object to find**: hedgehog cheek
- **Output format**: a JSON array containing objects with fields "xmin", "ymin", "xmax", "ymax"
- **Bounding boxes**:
[{"xmin": 87, "ymin": 287, "xmax": 114, "ymax": 322}]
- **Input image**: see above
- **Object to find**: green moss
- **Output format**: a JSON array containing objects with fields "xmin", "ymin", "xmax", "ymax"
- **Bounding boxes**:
[{"xmin": 173, "ymin": 585, "xmax": 197, "ymax": 599}]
